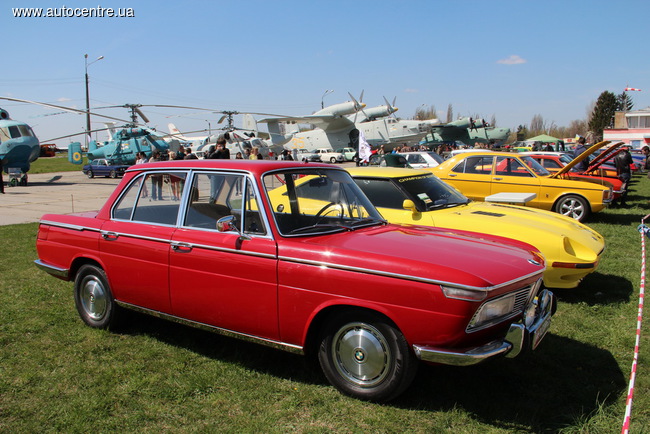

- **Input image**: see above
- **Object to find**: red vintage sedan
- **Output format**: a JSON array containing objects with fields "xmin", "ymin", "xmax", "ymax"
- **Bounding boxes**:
[{"xmin": 35, "ymin": 160, "xmax": 554, "ymax": 402}]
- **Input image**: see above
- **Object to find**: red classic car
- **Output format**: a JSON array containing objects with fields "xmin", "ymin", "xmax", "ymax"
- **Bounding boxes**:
[{"xmin": 35, "ymin": 160, "xmax": 555, "ymax": 401}]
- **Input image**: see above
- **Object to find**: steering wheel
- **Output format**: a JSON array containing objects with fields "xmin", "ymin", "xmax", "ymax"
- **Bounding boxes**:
[{"xmin": 315, "ymin": 202, "xmax": 344, "ymax": 220}]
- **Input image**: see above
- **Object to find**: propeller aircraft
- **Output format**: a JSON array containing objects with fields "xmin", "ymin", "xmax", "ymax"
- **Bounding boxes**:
[
  {"xmin": 424, "ymin": 117, "xmax": 511, "ymax": 147},
  {"xmin": 256, "ymin": 94, "xmax": 441, "ymax": 153},
  {"xmin": 0, "ymin": 106, "xmax": 40, "ymax": 185}
]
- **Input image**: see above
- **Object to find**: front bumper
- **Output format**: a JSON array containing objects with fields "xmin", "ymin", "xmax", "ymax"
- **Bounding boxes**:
[{"xmin": 413, "ymin": 289, "xmax": 556, "ymax": 366}]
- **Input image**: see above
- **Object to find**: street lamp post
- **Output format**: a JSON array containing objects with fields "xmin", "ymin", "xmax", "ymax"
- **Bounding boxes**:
[
  {"xmin": 321, "ymin": 89, "xmax": 334, "ymax": 109},
  {"xmin": 84, "ymin": 54, "xmax": 104, "ymax": 146}
]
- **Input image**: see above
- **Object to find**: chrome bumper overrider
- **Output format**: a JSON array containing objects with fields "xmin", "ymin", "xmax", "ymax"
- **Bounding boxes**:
[{"xmin": 413, "ymin": 289, "xmax": 556, "ymax": 366}]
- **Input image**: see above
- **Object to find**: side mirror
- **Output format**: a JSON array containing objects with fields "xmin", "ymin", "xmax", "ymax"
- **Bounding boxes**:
[
  {"xmin": 402, "ymin": 199, "xmax": 418, "ymax": 213},
  {"xmin": 216, "ymin": 215, "xmax": 251, "ymax": 241},
  {"xmin": 216, "ymin": 215, "xmax": 236, "ymax": 232}
]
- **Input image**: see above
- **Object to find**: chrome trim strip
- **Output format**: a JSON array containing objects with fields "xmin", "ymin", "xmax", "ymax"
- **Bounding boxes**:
[
  {"xmin": 39, "ymin": 220, "xmax": 101, "ymax": 232},
  {"xmin": 278, "ymin": 255, "xmax": 545, "ymax": 292},
  {"xmin": 115, "ymin": 301, "xmax": 304, "ymax": 355},
  {"xmin": 99, "ymin": 230, "xmax": 171, "ymax": 244},
  {"xmin": 34, "ymin": 259, "xmax": 69, "ymax": 279}
]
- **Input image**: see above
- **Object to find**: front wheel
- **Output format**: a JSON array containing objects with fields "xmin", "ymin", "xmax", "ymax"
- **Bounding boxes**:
[
  {"xmin": 330, "ymin": 157, "xmax": 337, "ymax": 164},
  {"xmin": 554, "ymin": 194, "xmax": 589, "ymax": 222},
  {"xmin": 87, "ymin": 170, "xmax": 94, "ymax": 179},
  {"xmin": 318, "ymin": 311, "xmax": 418, "ymax": 402},
  {"xmin": 74, "ymin": 264, "xmax": 119, "ymax": 329},
  {"xmin": 109, "ymin": 170, "xmax": 117, "ymax": 179}
]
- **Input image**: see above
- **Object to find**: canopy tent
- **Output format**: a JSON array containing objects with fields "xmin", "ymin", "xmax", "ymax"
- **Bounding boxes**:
[{"xmin": 528, "ymin": 134, "xmax": 560, "ymax": 143}]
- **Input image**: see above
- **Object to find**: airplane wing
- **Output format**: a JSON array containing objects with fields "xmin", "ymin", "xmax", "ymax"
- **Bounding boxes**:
[{"xmin": 258, "ymin": 114, "xmax": 354, "ymax": 133}]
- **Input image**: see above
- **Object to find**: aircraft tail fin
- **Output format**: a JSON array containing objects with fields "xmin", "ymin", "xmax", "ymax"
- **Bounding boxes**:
[
  {"xmin": 168, "ymin": 123, "xmax": 186, "ymax": 139},
  {"xmin": 68, "ymin": 142, "xmax": 84, "ymax": 165}
]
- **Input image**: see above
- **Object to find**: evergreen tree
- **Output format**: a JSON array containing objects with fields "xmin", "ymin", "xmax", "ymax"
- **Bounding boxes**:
[
  {"xmin": 617, "ymin": 92, "xmax": 634, "ymax": 111},
  {"xmin": 588, "ymin": 91, "xmax": 618, "ymax": 141}
]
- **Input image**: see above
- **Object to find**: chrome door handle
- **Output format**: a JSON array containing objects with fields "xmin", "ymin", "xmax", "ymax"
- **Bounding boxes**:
[
  {"xmin": 101, "ymin": 231, "xmax": 119, "ymax": 241},
  {"xmin": 171, "ymin": 242, "xmax": 193, "ymax": 253}
]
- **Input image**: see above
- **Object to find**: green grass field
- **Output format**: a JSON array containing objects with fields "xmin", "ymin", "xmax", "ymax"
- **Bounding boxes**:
[
  {"xmin": 27, "ymin": 153, "xmax": 84, "ymax": 174},
  {"xmin": 1, "ymin": 172, "xmax": 649, "ymax": 432}
]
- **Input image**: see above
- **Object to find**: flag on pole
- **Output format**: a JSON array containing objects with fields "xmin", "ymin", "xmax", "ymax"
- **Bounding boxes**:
[{"xmin": 625, "ymin": 87, "xmax": 642, "ymax": 91}]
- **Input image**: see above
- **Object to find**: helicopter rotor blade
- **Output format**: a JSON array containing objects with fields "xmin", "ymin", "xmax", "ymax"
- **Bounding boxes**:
[
  {"xmin": 0, "ymin": 96, "xmax": 135, "ymax": 125},
  {"xmin": 134, "ymin": 107, "xmax": 150, "ymax": 124}
]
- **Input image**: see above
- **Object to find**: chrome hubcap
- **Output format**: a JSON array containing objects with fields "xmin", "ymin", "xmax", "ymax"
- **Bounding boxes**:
[
  {"xmin": 81, "ymin": 277, "xmax": 107, "ymax": 321},
  {"xmin": 332, "ymin": 322, "xmax": 391, "ymax": 387}
]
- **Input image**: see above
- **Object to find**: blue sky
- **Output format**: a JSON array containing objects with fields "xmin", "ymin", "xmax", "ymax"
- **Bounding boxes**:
[{"xmin": 2, "ymin": 0, "xmax": 649, "ymax": 146}]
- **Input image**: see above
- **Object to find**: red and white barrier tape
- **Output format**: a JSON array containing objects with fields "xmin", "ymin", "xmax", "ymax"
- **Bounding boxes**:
[{"xmin": 621, "ymin": 216, "xmax": 649, "ymax": 433}]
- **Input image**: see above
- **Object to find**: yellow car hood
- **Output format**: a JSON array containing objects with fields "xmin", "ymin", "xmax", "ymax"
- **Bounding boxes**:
[{"xmin": 388, "ymin": 200, "xmax": 604, "ymax": 264}]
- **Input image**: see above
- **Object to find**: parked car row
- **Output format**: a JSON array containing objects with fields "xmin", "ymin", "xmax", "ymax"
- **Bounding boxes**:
[{"xmin": 36, "ymin": 141, "xmax": 624, "ymax": 401}]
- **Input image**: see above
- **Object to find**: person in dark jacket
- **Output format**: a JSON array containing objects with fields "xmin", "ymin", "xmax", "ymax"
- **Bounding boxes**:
[
  {"xmin": 614, "ymin": 146, "xmax": 633, "ymax": 207},
  {"xmin": 572, "ymin": 136, "xmax": 590, "ymax": 172}
]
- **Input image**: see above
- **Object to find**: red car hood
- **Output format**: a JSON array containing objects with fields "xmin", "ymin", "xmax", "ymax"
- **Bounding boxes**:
[{"xmin": 280, "ymin": 224, "xmax": 544, "ymax": 290}]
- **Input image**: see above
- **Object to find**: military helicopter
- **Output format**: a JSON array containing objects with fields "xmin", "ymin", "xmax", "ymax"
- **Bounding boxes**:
[
  {"xmin": 65, "ymin": 104, "xmax": 184, "ymax": 166},
  {"xmin": 167, "ymin": 110, "xmax": 289, "ymax": 158},
  {"xmin": 0, "ymin": 106, "xmax": 40, "ymax": 186},
  {"xmin": 256, "ymin": 93, "xmax": 442, "ymax": 152}
]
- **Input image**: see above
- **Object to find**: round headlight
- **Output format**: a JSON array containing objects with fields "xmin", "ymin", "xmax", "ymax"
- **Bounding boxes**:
[{"xmin": 524, "ymin": 299, "xmax": 538, "ymax": 328}]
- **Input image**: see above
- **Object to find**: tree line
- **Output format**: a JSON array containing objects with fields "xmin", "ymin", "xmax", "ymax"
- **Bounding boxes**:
[{"xmin": 413, "ymin": 91, "xmax": 636, "ymax": 143}]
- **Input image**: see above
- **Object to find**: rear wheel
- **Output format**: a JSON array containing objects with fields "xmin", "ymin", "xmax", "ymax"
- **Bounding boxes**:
[
  {"xmin": 318, "ymin": 311, "xmax": 418, "ymax": 402},
  {"xmin": 74, "ymin": 264, "xmax": 119, "ymax": 329},
  {"xmin": 109, "ymin": 170, "xmax": 117, "ymax": 178},
  {"xmin": 554, "ymin": 194, "xmax": 589, "ymax": 222}
]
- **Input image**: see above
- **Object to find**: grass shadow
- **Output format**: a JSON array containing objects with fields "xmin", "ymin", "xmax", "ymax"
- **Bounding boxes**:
[
  {"xmin": 393, "ymin": 334, "xmax": 626, "ymax": 432},
  {"xmin": 113, "ymin": 310, "xmax": 625, "ymax": 432},
  {"xmin": 553, "ymin": 272, "xmax": 634, "ymax": 305}
]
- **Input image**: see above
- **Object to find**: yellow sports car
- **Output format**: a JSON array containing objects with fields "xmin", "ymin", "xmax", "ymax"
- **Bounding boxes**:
[
  {"xmin": 429, "ymin": 149, "xmax": 613, "ymax": 222},
  {"xmin": 347, "ymin": 167, "xmax": 605, "ymax": 289}
]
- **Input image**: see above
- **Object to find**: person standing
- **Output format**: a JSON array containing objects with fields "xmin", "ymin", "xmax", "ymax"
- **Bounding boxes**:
[
  {"xmin": 149, "ymin": 150, "xmax": 163, "ymax": 200},
  {"xmin": 572, "ymin": 136, "xmax": 590, "ymax": 172},
  {"xmin": 614, "ymin": 146, "xmax": 633, "ymax": 207}
]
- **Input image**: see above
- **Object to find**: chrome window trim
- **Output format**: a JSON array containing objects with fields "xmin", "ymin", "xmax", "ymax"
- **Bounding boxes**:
[{"xmin": 39, "ymin": 220, "xmax": 101, "ymax": 232}]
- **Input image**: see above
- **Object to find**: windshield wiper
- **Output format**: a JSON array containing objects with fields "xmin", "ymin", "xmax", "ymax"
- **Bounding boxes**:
[
  {"xmin": 350, "ymin": 218, "xmax": 385, "ymax": 228},
  {"xmin": 287, "ymin": 224, "xmax": 351, "ymax": 235}
]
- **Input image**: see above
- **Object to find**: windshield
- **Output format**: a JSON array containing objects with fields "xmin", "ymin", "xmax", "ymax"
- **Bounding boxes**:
[
  {"xmin": 519, "ymin": 155, "xmax": 550, "ymax": 176},
  {"xmin": 263, "ymin": 168, "xmax": 385, "ymax": 236},
  {"xmin": 397, "ymin": 173, "xmax": 468, "ymax": 210}
]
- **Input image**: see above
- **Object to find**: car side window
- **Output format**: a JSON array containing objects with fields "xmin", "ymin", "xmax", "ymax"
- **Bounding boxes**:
[
  {"xmin": 183, "ymin": 173, "xmax": 266, "ymax": 235},
  {"xmin": 495, "ymin": 156, "xmax": 533, "ymax": 177},
  {"xmin": 452, "ymin": 156, "xmax": 493, "ymax": 174},
  {"xmin": 353, "ymin": 178, "xmax": 405, "ymax": 209},
  {"xmin": 112, "ymin": 172, "xmax": 187, "ymax": 225}
]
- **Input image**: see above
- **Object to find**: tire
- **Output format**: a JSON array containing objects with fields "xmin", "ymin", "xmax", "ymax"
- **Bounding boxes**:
[
  {"xmin": 554, "ymin": 194, "xmax": 589, "ymax": 222},
  {"xmin": 87, "ymin": 170, "xmax": 94, "ymax": 179},
  {"xmin": 318, "ymin": 311, "xmax": 418, "ymax": 402},
  {"xmin": 10, "ymin": 178, "xmax": 17, "ymax": 187},
  {"xmin": 109, "ymin": 170, "xmax": 117, "ymax": 179},
  {"xmin": 74, "ymin": 264, "xmax": 119, "ymax": 329},
  {"xmin": 330, "ymin": 157, "xmax": 337, "ymax": 164}
]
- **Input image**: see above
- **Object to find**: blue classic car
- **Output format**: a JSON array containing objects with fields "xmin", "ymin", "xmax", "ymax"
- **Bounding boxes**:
[{"xmin": 82, "ymin": 159, "xmax": 130, "ymax": 178}]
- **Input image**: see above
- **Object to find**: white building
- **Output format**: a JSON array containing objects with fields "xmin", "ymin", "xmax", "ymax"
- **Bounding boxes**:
[{"xmin": 603, "ymin": 108, "xmax": 650, "ymax": 149}]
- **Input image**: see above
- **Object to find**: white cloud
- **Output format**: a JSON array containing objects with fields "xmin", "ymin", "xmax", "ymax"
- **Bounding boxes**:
[
  {"xmin": 404, "ymin": 88, "xmax": 419, "ymax": 93},
  {"xmin": 497, "ymin": 55, "xmax": 526, "ymax": 65}
]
